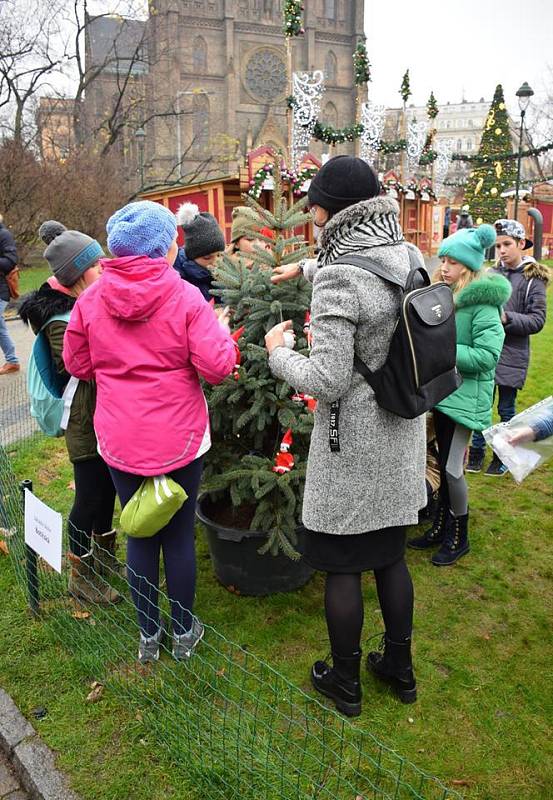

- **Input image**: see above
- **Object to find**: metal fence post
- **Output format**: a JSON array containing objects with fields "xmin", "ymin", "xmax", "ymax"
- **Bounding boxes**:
[{"xmin": 20, "ymin": 479, "xmax": 39, "ymax": 616}]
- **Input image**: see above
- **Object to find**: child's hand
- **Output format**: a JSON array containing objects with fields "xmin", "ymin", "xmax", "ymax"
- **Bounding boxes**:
[{"xmin": 214, "ymin": 305, "xmax": 232, "ymax": 330}]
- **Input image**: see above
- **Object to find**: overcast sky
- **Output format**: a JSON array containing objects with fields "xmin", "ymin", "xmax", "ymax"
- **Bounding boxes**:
[{"xmin": 364, "ymin": 0, "xmax": 552, "ymax": 117}]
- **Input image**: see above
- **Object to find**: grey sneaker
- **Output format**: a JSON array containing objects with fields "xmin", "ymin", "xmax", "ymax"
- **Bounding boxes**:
[
  {"xmin": 138, "ymin": 626, "xmax": 164, "ymax": 663},
  {"xmin": 172, "ymin": 617, "xmax": 205, "ymax": 661}
]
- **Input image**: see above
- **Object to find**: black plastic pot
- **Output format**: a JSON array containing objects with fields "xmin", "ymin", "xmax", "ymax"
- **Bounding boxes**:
[{"xmin": 196, "ymin": 494, "xmax": 314, "ymax": 596}]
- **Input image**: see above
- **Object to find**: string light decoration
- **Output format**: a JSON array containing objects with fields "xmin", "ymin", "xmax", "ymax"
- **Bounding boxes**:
[
  {"xmin": 433, "ymin": 138, "xmax": 455, "ymax": 197},
  {"xmin": 360, "ymin": 101, "xmax": 385, "ymax": 163},
  {"xmin": 407, "ymin": 118, "xmax": 428, "ymax": 172},
  {"xmin": 291, "ymin": 70, "xmax": 325, "ymax": 166}
]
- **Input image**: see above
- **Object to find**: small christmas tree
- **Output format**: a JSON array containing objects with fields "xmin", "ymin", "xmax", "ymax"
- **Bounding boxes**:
[
  {"xmin": 399, "ymin": 70, "xmax": 411, "ymax": 105},
  {"xmin": 202, "ymin": 156, "xmax": 314, "ymax": 557},
  {"xmin": 463, "ymin": 85, "xmax": 517, "ymax": 223}
]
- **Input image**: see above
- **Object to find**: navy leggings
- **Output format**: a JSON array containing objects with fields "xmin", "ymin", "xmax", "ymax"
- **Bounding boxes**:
[{"xmin": 109, "ymin": 458, "xmax": 204, "ymax": 637}]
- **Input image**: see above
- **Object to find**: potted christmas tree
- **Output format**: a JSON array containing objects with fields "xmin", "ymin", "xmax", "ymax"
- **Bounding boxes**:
[{"xmin": 197, "ymin": 159, "xmax": 315, "ymax": 596}]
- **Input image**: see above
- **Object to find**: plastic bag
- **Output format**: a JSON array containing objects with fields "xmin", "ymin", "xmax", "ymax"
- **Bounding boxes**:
[
  {"xmin": 483, "ymin": 396, "xmax": 553, "ymax": 483},
  {"xmin": 120, "ymin": 476, "xmax": 188, "ymax": 538}
]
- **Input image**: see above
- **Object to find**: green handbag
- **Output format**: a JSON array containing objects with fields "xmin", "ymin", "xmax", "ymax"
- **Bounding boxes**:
[{"xmin": 120, "ymin": 476, "xmax": 188, "ymax": 538}]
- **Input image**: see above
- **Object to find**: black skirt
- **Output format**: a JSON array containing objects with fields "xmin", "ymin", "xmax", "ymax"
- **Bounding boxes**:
[{"xmin": 299, "ymin": 525, "xmax": 406, "ymax": 573}]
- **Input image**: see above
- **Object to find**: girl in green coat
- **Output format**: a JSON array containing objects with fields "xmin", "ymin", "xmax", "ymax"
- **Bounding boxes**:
[{"xmin": 408, "ymin": 224, "xmax": 511, "ymax": 565}]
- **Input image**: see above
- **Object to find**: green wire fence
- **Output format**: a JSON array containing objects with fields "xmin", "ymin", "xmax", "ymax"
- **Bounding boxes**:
[{"xmin": 0, "ymin": 377, "xmax": 463, "ymax": 800}]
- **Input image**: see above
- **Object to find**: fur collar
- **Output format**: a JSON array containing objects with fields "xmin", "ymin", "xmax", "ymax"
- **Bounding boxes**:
[
  {"xmin": 19, "ymin": 283, "xmax": 75, "ymax": 334},
  {"xmin": 456, "ymin": 273, "xmax": 512, "ymax": 310},
  {"xmin": 523, "ymin": 260, "xmax": 551, "ymax": 284}
]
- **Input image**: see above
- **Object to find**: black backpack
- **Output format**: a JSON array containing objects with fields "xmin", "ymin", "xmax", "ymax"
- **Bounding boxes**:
[{"xmin": 327, "ymin": 251, "xmax": 462, "ymax": 419}]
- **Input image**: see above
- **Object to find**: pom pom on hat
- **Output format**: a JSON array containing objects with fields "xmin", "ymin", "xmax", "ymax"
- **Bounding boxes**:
[
  {"xmin": 438, "ymin": 223, "xmax": 496, "ymax": 272},
  {"xmin": 176, "ymin": 202, "xmax": 200, "ymax": 228},
  {"xmin": 39, "ymin": 220, "xmax": 67, "ymax": 245},
  {"xmin": 474, "ymin": 224, "xmax": 496, "ymax": 250}
]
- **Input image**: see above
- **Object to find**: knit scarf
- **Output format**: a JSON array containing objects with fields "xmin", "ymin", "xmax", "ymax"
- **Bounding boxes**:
[{"xmin": 317, "ymin": 196, "xmax": 404, "ymax": 267}]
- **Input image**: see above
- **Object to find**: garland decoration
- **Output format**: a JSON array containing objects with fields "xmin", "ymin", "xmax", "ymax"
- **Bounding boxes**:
[
  {"xmin": 283, "ymin": 0, "xmax": 304, "ymax": 37},
  {"xmin": 353, "ymin": 36, "xmax": 371, "ymax": 86},
  {"xmin": 248, "ymin": 163, "xmax": 318, "ymax": 199},
  {"xmin": 313, "ymin": 121, "xmax": 364, "ymax": 145}
]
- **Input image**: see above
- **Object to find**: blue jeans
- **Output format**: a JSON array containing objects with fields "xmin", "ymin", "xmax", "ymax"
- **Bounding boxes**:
[
  {"xmin": 472, "ymin": 386, "xmax": 518, "ymax": 450},
  {"xmin": 0, "ymin": 300, "xmax": 18, "ymax": 364}
]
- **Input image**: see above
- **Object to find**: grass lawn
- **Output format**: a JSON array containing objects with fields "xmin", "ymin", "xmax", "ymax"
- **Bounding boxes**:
[{"xmin": 0, "ymin": 274, "xmax": 552, "ymax": 800}]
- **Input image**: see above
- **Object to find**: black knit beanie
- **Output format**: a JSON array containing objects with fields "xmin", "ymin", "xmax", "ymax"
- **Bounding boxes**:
[{"xmin": 307, "ymin": 155, "xmax": 381, "ymax": 214}]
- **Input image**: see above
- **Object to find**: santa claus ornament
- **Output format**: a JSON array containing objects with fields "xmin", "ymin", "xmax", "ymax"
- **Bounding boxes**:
[{"xmin": 272, "ymin": 429, "xmax": 295, "ymax": 474}]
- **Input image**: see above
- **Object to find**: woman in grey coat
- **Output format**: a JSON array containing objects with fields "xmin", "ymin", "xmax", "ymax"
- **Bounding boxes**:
[{"xmin": 265, "ymin": 156, "xmax": 426, "ymax": 716}]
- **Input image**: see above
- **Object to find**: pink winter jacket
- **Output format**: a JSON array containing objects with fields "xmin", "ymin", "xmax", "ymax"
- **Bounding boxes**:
[{"xmin": 63, "ymin": 255, "xmax": 235, "ymax": 476}]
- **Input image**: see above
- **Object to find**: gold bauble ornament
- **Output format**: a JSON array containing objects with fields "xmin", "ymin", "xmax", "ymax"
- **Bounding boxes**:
[
  {"xmin": 499, "ymin": 102, "xmax": 506, "ymax": 110},
  {"xmin": 477, "ymin": 217, "xmax": 484, "ymax": 225},
  {"xmin": 495, "ymin": 128, "xmax": 502, "ymax": 135},
  {"xmin": 470, "ymin": 171, "xmax": 475, "ymax": 177},
  {"xmin": 475, "ymin": 177, "xmax": 484, "ymax": 195},
  {"xmin": 490, "ymin": 187, "xmax": 498, "ymax": 196}
]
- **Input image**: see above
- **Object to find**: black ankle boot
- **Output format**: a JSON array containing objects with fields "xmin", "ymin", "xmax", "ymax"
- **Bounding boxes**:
[
  {"xmin": 432, "ymin": 511, "xmax": 470, "ymax": 566},
  {"xmin": 311, "ymin": 651, "xmax": 362, "ymax": 717},
  {"xmin": 408, "ymin": 502, "xmax": 449, "ymax": 550},
  {"xmin": 366, "ymin": 635, "xmax": 417, "ymax": 704}
]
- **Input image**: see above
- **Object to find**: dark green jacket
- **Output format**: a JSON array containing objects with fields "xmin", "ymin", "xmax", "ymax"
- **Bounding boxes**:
[
  {"xmin": 19, "ymin": 285, "xmax": 98, "ymax": 463},
  {"xmin": 435, "ymin": 273, "xmax": 512, "ymax": 431}
]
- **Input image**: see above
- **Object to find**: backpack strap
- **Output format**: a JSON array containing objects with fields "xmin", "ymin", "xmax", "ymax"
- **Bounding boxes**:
[
  {"xmin": 39, "ymin": 311, "xmax": 72, "ymax": 333},
  {"xmin": 326, "ymin": 254, "xmax": 406, "ymax": 288}
]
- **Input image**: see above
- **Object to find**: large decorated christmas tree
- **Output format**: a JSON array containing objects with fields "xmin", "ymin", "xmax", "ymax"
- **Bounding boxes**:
[
  {"xmin": 463, "ymin": 85, "xmax": 517, "ymax": 223},
  {"xmin": 202, "ymin": 159, "xmax": 315, "ymax": 557}
]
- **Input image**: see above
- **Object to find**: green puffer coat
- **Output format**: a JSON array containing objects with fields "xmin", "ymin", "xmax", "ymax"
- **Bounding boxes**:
[{"xmin": 435, "ymin": 273, "xmax": 512, "ymax": 431}]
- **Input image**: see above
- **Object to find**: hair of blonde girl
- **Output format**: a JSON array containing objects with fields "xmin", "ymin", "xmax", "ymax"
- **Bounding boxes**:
[{"xmin": 432, "ymin": 262, "xmax": 480, "ymax": 295}]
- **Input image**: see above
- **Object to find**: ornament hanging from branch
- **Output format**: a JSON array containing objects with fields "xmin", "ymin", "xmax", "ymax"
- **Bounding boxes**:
[
  {"xmin": 291, "ymin": 70, "xmax": 324, "ymax": 167},
  {"xmin": 433, "ymin": 138, "xmax": 454, "ymax": 197},
  {"xmin": 360, "ymin": 101, "xmax": 385, "ymax": 164},
  {"xmin": 407, "ymin": 118, "xmax": 428, "ymax": 172},
  {"xmin": 283, "ymin": 0, "xmax": 305, "ymax": 37}
]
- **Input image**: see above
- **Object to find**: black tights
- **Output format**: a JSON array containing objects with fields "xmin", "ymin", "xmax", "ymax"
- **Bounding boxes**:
[
  {"xmin": 68, "ymin": 457, "xmax": 117, "ymax": 557},
  {"xmin": 324, "ymin": 558, "xmax": 414, "ymax": 656}
]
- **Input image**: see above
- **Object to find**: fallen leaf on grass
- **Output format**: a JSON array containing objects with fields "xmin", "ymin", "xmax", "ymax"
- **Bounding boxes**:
[
  {"xmin": 0, "ymin": 527, "xmax": 15, "ymax": 538},
  {"xmin": 86, "ymin": 682, "xmax": 104, "ymax": 703},
  {"xmin": 216, "ymin": 668, "xmax": 226, "ymax": 678},
  {"xmin": 451, "ymin": 780, "xmax": 472, "ymax": 787},
  {"xmin": 72, "ymin": 610, "xmax": 90, "ymax": 620},
  {"xmin": 0, "ymin": 540, "xmax": 9, "ymax": 556},
  {"xmin": 67, "ymin": 481, "xmax": 76, "ymax": 491},
  {"xmin": 407, "ymin": 717, "xmax": 414, "ymax": 724}
]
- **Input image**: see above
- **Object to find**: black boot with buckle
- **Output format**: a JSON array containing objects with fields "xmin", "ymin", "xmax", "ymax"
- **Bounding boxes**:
[
  {"xmin": 431, "ymin": 511, "xmax": 470, "ymax": 566},
  {"xmin": 366, "ymin": 635, "xmax": 417, "ymax": 704},
  {"xmin": 311, "ymin": 651, "xmax": 362, "ymax": 717},
  {"xmin": 408, "ymin": 502, "xmax": 449, "ymax": 550}
]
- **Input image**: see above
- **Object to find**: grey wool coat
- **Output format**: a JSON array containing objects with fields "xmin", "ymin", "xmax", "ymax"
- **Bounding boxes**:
[{"xmin": 269, "ymin": 196, "xmax": 426, "ymax": 536}]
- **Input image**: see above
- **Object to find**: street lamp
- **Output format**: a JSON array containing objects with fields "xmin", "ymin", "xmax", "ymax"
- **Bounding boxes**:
[
  {"xmin": 514, "ymin": 81, "xmax": 534, "ymax": 220},
  {"xmin": 135, "ymin": 126, "xmax": 146, "ymax": 190}
]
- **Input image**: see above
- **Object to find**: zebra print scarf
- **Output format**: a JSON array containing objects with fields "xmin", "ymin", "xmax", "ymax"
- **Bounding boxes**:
[{"xmin": 317, "ymin": 196, "xmax": 404, "ymax": 267}]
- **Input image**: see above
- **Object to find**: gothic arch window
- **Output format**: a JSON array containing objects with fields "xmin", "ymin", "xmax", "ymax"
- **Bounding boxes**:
[
  {"xmin": 193, "ymin": 95, "xmax": 209, "ymax": 150},
  {"xmin": 325, "ymin": 51, "xmax": 337, "ymax": 84},
  {"xmin": 193, "ymin": 37, "xmax": 207, "ymax": 74},
  {"xmin": 324, "ymin": 0, "xmax": 337, "ymax": 19},
  {"xmin": 323, "ymin": 101, "xmax": 338, "ymax": 129}
]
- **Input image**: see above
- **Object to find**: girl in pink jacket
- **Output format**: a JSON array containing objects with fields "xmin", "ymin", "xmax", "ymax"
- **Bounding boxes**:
[{"xmin": 63, "ymin": 200, "xmax": 236, "ymax": 663}]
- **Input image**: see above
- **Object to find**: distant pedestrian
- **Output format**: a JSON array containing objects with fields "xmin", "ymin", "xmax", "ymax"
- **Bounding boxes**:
[
  {"xmin": 0, "ymin": 214, "xmax": 20, "ymax": 374},
  {"xmin": 443, "ymin": 206, "xmax": 451, "ymax": 239},
  {"xmin": 456, "ymin": 205, "xmax": 473, "ymax": 230}
]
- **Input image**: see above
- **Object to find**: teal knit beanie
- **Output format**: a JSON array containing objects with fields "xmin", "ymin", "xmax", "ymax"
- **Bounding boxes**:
[{"xmin": 438, "ymin": 224, "xmax": 496, "ymax": 271}]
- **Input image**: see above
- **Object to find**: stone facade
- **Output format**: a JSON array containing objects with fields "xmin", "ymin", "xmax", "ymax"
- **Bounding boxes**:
[{"xmin": 83, "ymin": 0, "xmax": 364, "ymax": 189}]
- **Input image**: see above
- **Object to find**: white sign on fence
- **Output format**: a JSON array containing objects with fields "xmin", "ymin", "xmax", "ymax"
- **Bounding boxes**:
[{"xmin": 24, "ymin": 489, "xmax": 62, "ymax": 574}]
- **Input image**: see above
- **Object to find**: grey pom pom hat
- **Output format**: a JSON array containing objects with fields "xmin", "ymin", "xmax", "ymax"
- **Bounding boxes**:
[{"xmin": 39, "ymin": 220, "xmax": 104, "ymax": 287}]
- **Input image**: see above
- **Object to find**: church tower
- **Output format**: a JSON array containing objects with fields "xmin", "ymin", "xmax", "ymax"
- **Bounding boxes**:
[{"xmin": 148, "ymin": 0, "xmax": 365, "ymax": 178}]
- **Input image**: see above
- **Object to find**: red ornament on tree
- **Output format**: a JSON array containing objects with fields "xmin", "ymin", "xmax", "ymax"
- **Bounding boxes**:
[
  {"xmin": 231, "ymin": 325, "xmax": 245, "ymax": 381},
  {"xmin": 273, "ymin": 429, "xmax": 295, "ymax": 474}
]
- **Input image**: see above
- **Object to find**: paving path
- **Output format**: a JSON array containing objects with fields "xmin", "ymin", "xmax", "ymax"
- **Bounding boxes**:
[
  {"xmin": 0, "ymin": 749, "xmax": 28, "ymax": 800},
  {"xmin": 0, "ymin": 317, "xmax": 36, "ymax": 445}
]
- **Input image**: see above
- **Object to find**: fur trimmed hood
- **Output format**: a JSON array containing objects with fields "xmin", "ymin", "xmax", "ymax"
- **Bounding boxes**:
[
  {"xmin": 456, "ymin": 273, "xmax": 512, "ymax": 310},
  {"xmin": 523, "ymin": 260, "xmax": 551, "ymax": 284},
  {"xmin": 19, "ymin": 283, "xmax": 75, "ymax": 335}
]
